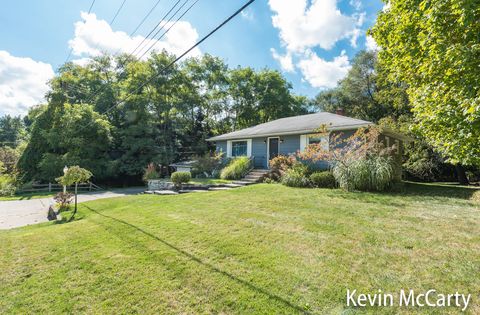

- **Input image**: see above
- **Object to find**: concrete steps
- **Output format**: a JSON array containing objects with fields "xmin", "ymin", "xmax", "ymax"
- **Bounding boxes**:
[{"xmin": 233, "ymin": 169, "xmax": 269, "ymax": 186}]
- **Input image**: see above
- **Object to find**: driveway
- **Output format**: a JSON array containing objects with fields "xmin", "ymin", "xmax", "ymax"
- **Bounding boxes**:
[{"xmin": 0, "ymin": 188, "xmax": 144, "ymax": 230}]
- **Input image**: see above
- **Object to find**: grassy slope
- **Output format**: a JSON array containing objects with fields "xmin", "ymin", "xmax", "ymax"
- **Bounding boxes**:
[{"xmin": 0, "ymin": 183, "xmax": 479, "ymax": 314}]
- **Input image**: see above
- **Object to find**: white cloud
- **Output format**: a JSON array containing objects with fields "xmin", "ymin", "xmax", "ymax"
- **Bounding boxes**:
[
  {"xmin": 0, "ymin": 51, "xmax": 54, "ymax": 116},
  {"xmin": 268, "ymin": 0, "xmax": 365, "ymax": 52},
  {"xmin": 69, "ymin": 12, "xmax": 200, "ymax": 61},
  {"xmin": 297, "ymin": 50, "xmax": 351, "ymax": 89},
  {"xmin": 365, "ymin": 35, "xmax": 379, "ymax": 51},
  {"xmin": 270, "ymin": 48, "xmax": 294, "ymax": 72},
  {"xmin": 349, "ymin": 0, "xmax": 362, "ymax": 10}
]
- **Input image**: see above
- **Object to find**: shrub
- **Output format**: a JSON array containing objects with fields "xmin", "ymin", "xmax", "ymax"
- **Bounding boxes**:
[
  {"xmin": 310, "ymin": 171, "xmax": 336, "ymax": 188},
  {"xmin": 54, "ymin": 192, "xmax": 74, "ymax": 211},
  {"xmin": 0, "ymin": 175, "xmax": 16, "ymax": 196},
  {"xmin": 333, "ymin": 155, "xmax": 395, "ymax": 192},
  {"xmin": 281, "ymin": 169, "xmax": 310, "ymax": 188},
  {"xmin": 171, "ymin": 171, "xmax": 192, "ymax": 187},
  {"xmin": 267, "ymin": 155, "xmax": 296, "ymax": 181},
  {"xmin": 143, "ymin": 163, "xmax": 160, "ymax": 181},
  {"xmin": 220, "ymin": 157, "xmax": 251, "ymax": 180},
  {"xmin": 192, "ymin": 152, "xmax": 224, "ymax": 178}
]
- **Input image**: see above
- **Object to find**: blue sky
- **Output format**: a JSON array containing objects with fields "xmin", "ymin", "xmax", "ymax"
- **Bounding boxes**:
[{"xmin": 0, "ymin": 0, "xmax": 383, "ymax": 116}]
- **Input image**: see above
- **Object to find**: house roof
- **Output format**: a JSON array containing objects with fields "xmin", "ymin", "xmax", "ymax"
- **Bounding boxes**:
[{"xmin": 207, "ymin": 112, "xmax": 373, "ymax": 141}]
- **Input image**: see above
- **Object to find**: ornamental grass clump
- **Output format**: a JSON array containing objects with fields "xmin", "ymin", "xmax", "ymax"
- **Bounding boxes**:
[
  {"xmin": 297, "ymin": 126, "xmax": 397, "ymax": 192},
  {"xmin": 333, "ymin": 155, "xmax": 394, "ymax": 192},
  {"xmin": 220, "ymin": 157, "xmax": 251, "ymax": 180}
]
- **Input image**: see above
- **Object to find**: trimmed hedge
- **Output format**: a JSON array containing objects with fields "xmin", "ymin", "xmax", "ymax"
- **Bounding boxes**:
[
  {"xmin": 171, "ymin": 171, "xmax": 192, "ymax": 186},
  {"xmin": 310, "ymin": 171, "xmax": 336, "ymax": 188}
]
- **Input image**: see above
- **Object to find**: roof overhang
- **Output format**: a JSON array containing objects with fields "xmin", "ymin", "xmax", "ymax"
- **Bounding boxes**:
[{"xmin": 206, "ymin": 123, "xmax": 373, "ymax": 142}]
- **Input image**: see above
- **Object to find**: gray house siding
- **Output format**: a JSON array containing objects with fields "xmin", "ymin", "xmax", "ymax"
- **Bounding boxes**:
[{"xmin": 213, "ymin": 129, "xmax": 404, "ymax": 173}]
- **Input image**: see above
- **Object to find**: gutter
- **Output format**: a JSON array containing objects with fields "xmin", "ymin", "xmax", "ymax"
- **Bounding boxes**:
[{"xmin": 206, "ymin": 123, "xmax": 373, "ymax": 141}]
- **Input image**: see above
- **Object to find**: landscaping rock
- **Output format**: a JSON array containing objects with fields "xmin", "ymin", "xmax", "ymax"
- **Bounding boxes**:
[
  {"xmin": 47, "ymin": 206, "xmax": 57, "ymax": 221},
  {"xmin": 154, "ymin": 190, "xmax": 178, "ymax": 195}
]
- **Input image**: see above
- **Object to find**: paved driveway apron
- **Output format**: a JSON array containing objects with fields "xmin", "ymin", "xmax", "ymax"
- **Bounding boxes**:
[{"xmin": 0, "ymin": 188, "xmax": 144, "ymax": 230}]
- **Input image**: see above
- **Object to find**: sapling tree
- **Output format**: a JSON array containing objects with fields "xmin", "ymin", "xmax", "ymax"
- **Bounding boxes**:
[{"xmin": 56, "ymin": 166, "xmax": 92, "ymax": 221}]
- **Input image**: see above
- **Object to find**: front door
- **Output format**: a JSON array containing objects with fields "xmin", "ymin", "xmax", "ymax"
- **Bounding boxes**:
[{"xmin": 268, "ymin": 138, "xmax": 279, "ymax": 160}]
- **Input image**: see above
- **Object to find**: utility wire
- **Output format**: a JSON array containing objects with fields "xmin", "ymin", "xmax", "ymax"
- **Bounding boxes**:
[
  {"xmin": 129, "ymin": 0, "xmax": 164, "ymax": 36},
  {"xmin": 64, "ymin": 0, "xmax": 97, "ymax": 64},
  {"xmin": 130, "ymin": 0, "xmax": 184, "ymax": 56},
  {"xmin": 78, "ymin": 0, "xmax": 256, "ymax": 132},
  {"xmin": 110, "ymin": 0, "xmax": 128, "ymax": 25},
  {"xmin": 64, "ymin": 0, "xmax": 197, "ymax": 97},
  {"xmin": 137, "ymin": 0, "xmax": 200, "ymax": 60}
]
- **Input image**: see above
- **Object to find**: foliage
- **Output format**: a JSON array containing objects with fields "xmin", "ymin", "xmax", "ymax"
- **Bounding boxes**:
[
  {"xmin": 0, "ymin": 175, "xmax": 16, "ymax": 196},
  {"xmin": 0, "ymin": 146, "xmax": 21, "ymax": 175},
  {"xmin": 56, "ymin": 166, "xmax": 93, "ymax": 187},
  {"xmin": 313, "ymin": 50, "xmax": 410, "ymax": 123},
  {"xmin": 280, "ymin": 169, "xmax": 310, "ymax": 188},
  {"xmin": 220, "ymin": 157, "xmax": 251, "ymax": 180},
  {"xmin": 309, "ymin": 171, "xmax": 336, "ymax": 188},
  {"xmin": 333, "ymin": 155, "xmax": 395, "ymax": 192},
  {"xmin": 19, "ymin": 53, "xmax": 307, "ymax": 184},
  {"xmin": 371, "ymin": 0, "xmax": 480, "ymax": 166},
  {"xmin": 0, "ymin": 115, "xmax": 26, "ymax": 147},
  {"xmin": 54, "ymin": 192, "xmax": 74, "ymax": 211},
  {"xmin": 297, "ymin": 126, "xmax": 396, "ymax": 192},
  {"xmin": 267, "ymin": 155, "xmax": 297, "ymax": 181},
  {"xmin": 19, "ymin": 104, "xmax": 112, "ymax": 182},
  {"xmin": 191, "ymin": 152, "xmax": 224, "ymax": 178},
  {"xmin": 142, "ymin": 163, "xmax": 160, "ymax": 182},
  {"xmin": 171, "ymin": 171, "xmax": 192, "ymax": 187},
  {"xmin": 56, "ymin": 166, "xmax": 92, "ymax": 221}
]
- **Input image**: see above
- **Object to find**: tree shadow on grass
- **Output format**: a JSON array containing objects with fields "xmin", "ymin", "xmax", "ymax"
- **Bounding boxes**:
[
  {"xmin": 83, "ymin": 205, "xmax": 312, "ymax": 315},
  {"xmin": 398, "ymin": 182, "xmax": 480, "ymax": 201}
]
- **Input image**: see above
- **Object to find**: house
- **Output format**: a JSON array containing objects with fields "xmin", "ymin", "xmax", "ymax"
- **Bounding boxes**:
[{"xmin": 207, "ymin": 112, "xmax": 411, "ymax": 171}]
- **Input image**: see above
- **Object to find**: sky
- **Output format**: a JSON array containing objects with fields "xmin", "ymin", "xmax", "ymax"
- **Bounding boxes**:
[{"xmin": 0, "ymin": 0, "xmax": 383, "ymax": 117}]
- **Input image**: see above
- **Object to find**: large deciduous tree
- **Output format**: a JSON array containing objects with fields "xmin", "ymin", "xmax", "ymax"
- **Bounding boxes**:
[
  {"xmin": 370, "ymin": 0, "xmax": 480, "ymax": 167},
  {"xmin": 313, "ymin": 50, "xmax": 410, "ymax": 123}
]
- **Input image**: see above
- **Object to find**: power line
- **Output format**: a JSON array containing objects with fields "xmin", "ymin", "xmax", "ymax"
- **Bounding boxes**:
[
  {"xmin": 137, "ymin": 0, "xmax": 200, "ymax": 60},
  {"xmin": 63, "ymin": 0, "xmax": 197, "ymax": 97},
  {"xmin": 65, "ymin": 0, "xmax": 97, "ymax": 64},
  {"xmin": 78, "ymin": 0, "xmax": 256, "ymax": 132},
  {"xmin": 110, "ymin": 0, "xmax": 127, "ymax": 25},
  {"xmin": 130, "ymin": 0, "xmax": 185, "ymax": 57},
  {"xmin": 129, "ymin": 0, "xmax": 164, "ymax": 36}
]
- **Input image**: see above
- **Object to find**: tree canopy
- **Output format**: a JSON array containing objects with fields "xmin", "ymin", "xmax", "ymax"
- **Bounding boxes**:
[
  {"xmin": 17, "ymin": 52, "xmax": 308, "ymax": 183},
  {"xmin": 370, "ymin": 0, "xmax": 480, "ymax": 166}
]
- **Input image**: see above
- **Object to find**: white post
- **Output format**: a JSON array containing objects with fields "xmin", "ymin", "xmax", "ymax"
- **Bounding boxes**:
[{"xmin": 63, "ymin": 166, "xmax": 68, "ymax": 193}]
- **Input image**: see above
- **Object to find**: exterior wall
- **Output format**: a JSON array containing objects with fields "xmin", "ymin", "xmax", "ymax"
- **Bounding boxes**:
[{"xmin": 212, "ymin": 129, "xmax": 406, "ymax": 177}]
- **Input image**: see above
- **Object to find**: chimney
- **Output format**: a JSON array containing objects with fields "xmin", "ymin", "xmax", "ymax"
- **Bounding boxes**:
[{"xmin": 336, "ymin": 108, "xmax": 345, "ymax": 116}]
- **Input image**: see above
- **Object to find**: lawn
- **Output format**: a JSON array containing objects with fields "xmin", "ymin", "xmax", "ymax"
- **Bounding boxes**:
[
  {"xmin": 0, "ymin": 183, "xmax": 479, "ymax": 314},
  {"xmin": 0, "ymin": 191, "xmax": 56, "ymax": 201}
]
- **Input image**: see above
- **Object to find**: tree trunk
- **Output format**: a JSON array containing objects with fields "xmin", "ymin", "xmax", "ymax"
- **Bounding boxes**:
[
  {"xmin": 70, "ymin": 183, "xmax": 78, "ymax": 221},
  {"xmin": 455, "ymin": 164, "xmax": 469, "ymax": 185}
]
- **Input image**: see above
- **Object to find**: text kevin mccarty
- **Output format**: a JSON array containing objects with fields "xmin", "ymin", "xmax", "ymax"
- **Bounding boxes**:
[{"xmin": 347, "ymin": 289, "xmax": 471, "ymax": 312}]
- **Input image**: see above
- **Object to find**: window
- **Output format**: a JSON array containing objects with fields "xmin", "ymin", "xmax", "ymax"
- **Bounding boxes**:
[
  {"xmin": 232, "ymin": 141, "xmax": 248, "ymax": 157},
  {"xmin": 308, "ymin": 135, "xmax": 329, "ymax": 151}
]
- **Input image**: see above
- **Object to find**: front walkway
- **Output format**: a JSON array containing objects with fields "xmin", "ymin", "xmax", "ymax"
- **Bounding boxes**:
[{"xmin": 0, "ymin": 188, "xmax": 144, "ymax": 230}]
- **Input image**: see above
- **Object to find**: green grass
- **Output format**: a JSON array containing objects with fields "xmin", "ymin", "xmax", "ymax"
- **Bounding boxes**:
[
  {"xmin": 0, "ymin": 183, "xmax": 479, "ymax": 314},
  {"xmin": 0, "ymin": 191, "xmax": 56, "ymax": 201},
  {"xmin": 189, "ymin": 178, "xmax": 232, "ymax": 185}
]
